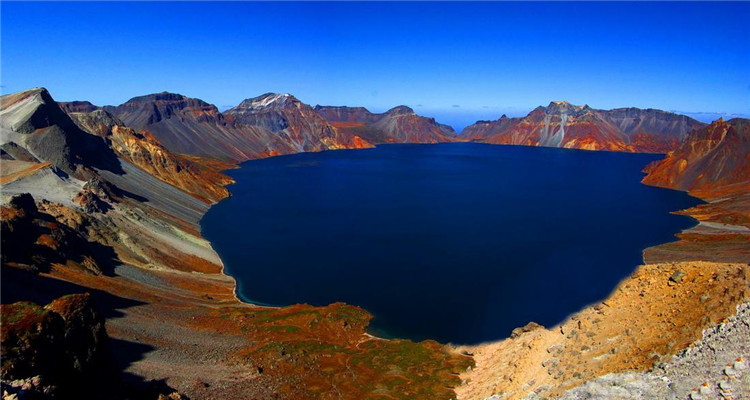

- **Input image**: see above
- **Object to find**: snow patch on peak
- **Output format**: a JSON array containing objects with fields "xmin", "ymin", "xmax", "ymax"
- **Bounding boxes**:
[{"xmin": 247, "ymin": 93, "xmax": 292, "ymax": 109}]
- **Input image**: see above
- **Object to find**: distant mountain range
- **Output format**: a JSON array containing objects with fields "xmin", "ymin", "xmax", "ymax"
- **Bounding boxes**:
[
  {"xmin": 2, "ymin": 86, "xmax": 744, "ymax": 210},
  {"xmin": 462, "ymin": 101, "xmax": 705, "ymax": 153},
  {"xmin": 53, "ymin": 91, "xmax": 712, "ymax": 160},
  {"xmin": 4, "ymin": 87, "xmax": 745, "ymax": 200},
  {"xmin": 314, "ymin": 105, "xmax": 457, "ymax": 144}
]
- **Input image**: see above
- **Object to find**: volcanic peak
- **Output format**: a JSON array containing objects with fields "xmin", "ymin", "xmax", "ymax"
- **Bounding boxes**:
[
  {"xmin": 385, "ymin": 105, "xmax": 415, "ymax": 116},
  {"xmin": 235, "ymin": 93, "xmax": 296, "ymax": 111}
]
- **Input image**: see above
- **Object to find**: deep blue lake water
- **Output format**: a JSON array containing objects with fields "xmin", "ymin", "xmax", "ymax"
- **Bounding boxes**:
[{"xmin": 202, "ymin": 143, "xmax": 701, "ymax": 344}]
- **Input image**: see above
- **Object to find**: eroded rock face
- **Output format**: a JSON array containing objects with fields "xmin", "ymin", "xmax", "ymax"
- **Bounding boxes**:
[
  {"xmin": 642, "ymin": 118, "xmax": 750, "ymax": 198},
  {"xmin": 101, "ymin": 91, "xmax": 373, "ymax": 161},
  {"xmin": 104, "ymin": 92, "xmax": 223, "ymax": 127},
  {"xmin": 74, "ymin": 178, "xmax": 115, "ymax": 213},
  {"xmin": 315, "ymin": 104, "xmax": 457, "ymax": 143},
  {"xmin": 226, "ymin": 93, "xmax": 374, "ymax": 152},
  {"xmin": 462, "ymin": 102, "xmax": 704, "ymax": 153},
  {"xmin": 101, "ymin": 92, "xmax": 278, "ymax": 160},
  {"xmin": 67, "ymin": 108, "xmax": 232, "ymax": 203}
]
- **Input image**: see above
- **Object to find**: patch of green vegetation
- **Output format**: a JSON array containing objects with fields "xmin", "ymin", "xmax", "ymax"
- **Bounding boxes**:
[
  {"xmin": 251, "ymin": 339, "xmax": 348, "ymax": 357},
  {"xmin": 346, "ymin": 339, "xmax": 473, "ymax": 397},
  {"xmin": 1, "ymin": 302, "xmax": 46, "ymax": 326},
  {"xmin": 325, "ymin": 304, "xmax": 370, "ymax": 324},
  {"xmin": 250, "ymin": 308, "xmax": 322, "ymax": 324},
  {"xmin": 261, "ymin": 325, "xmax": 301, "ymax": 333}
]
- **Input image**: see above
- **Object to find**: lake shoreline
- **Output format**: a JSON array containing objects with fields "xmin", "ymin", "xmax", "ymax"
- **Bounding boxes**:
[{"xmin": 202, "ymin": 142, "xmax": 702, "ymax": 344}]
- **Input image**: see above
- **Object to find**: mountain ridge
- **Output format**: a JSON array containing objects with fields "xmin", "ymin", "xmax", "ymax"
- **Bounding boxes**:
[
  {"xmin": 314, "ymin": 104, "xmax": 457, "ymax": 144},
  {"xmin": 642, "ymin": 117, "xmax": 750, "ymax": 198},
  {"xmin": 58, "ymin": 90, "xmax": 710, "ymax": 154},
  {"xmin": 462, "ymin": 101, "xmax": 705, "ymax": 153}
]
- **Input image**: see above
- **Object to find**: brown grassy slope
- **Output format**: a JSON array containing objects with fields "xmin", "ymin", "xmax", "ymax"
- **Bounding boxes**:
[{"xmin": 456, "ymin": 262, "xmax": 748, "ymax": 400}]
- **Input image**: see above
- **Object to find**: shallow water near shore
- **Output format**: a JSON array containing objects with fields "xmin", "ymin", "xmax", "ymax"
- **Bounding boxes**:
[{"xmin": 202, "ymin": 143, "xmax": 702, "ymax": 344}]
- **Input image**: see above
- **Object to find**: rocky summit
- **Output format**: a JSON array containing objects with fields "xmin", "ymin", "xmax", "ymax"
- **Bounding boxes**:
[
  {"xmin": 315, "ymin": 104, "xmax": 457, "ymax": 143},
  {"xmin": 224, "ymin": 93, "xmax": 372, "ymax": 152},
  {"xmin": 462, "ymin": 101, "xmax": 705, "ymax": 153}
]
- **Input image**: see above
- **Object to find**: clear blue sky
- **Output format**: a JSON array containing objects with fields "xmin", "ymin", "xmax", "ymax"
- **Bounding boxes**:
[{"xmin": 2, "ymin": 2, "xmax": 749, "ymax": 130}]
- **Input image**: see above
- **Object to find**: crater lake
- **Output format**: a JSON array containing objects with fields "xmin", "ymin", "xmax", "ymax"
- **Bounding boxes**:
[{"xmin": 202, "ymin": 143, "xmax": 702, "ymax": 344}]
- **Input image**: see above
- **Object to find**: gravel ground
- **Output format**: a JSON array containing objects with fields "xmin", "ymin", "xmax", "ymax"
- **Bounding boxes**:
[{"xmin": 521, "ymin": 300, "xmax": 750, "ymax": 400}]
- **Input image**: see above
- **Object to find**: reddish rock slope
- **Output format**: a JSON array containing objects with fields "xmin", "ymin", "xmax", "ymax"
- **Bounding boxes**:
[
  {"xmin": 225, "ymin": 93, "xmax": 373, "ymax": 152},
  {"xmin": 463, "ymin": 101, "xmax": 703, "ymax": 153},
  {"xmin": 103, "ymin": 92, "xmax": 288, "ymax": 161},
  {"xmin": 315, "ymin": 105, "xmax": 457, "ymax": 143},
  {"xmin": 643, "ymin": 118, "xmax": 750, "ymax": 198}
]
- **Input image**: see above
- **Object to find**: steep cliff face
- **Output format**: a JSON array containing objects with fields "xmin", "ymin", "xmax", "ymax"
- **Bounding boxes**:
[
  {"xmin": 104, "ymin": 92, "xmax": 372, "ymax": 160},
  {"xmin": 463, "ymin": 102, "xmax": 704, "ymax": 153},
  {"xmin": 225, "ymin": 93, "xmax": 373, "ymax": 152},
  {"xmin": 103, "ymin": 92, "xmax": 227, "ymax": 128},
  {"xmin": 66, "ymin": 109, "xmax": 231, "ymax": 203},
  {"xmin": 643, "ymin": 118, "xmax": 750, "ymax": 198},
  {"xmin": 315, "ymin": 105, "xmax": 457, "ymax": 143},
  {"xmin": 600, "ymin": 107, "xmax": 702, "ymax": 152},
  {"xmin": 104, "ymin": 92, "xmax": 284, "ymax": 161}
]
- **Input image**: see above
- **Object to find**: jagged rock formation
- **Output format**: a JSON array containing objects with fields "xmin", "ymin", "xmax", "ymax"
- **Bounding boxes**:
[
  {"xmin": 102, "ymin": 92, "xmax": 284, "ymax": 160},
  {"xmin": 643, "ymin": 118, "xmax": 750, "ymax": 198},
  {"xmin": 1, "ymin": 88, "xmax": 227, "ymax": 272},
  {"xmin": 103, "ymin": 92, "xmax": 371, "ymax": 161},
  {"xmin": 225, "ymin": 93, "xmax": 372, "ymax": 152},
  {"xmin": 0, "ymin": 88, "xmax": 122, "ymax": 179},
  {"xmin": 315, "ymin": 104, "xmax": 457, "ymax": 143},
  {"xmin": 462, "ymin": 101, "xmax": 704, "ymax": 153},
  {"xmin": 0, "ymin": 293, "xmax": 187, "ymax": 400}
]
